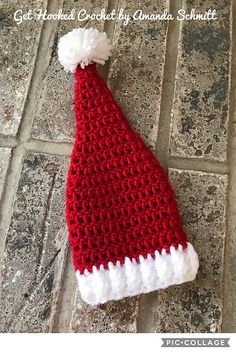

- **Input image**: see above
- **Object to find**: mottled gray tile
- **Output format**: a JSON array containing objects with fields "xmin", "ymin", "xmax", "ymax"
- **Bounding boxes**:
[
  {"xmin": 154, "ymin": 169, "xmax": 227, "ymax": 332},
  {"xmin": 71, "ymin": 292, "xmax": 138, "ymax": 333},
  {"xmin": 0, "ymin": 153, "xmax": 69, "ymax": 332},
  {"xmin": 0, "ymin": 1, "xmax": 46, "ymax": 136},
  {"xmin": 108, "ymin": 0, "xmax": 168, "ymax": 149},
  {"xmin": 31, "ymin": 0, "xmax": 108, "ymax": 142},
  {"xmin": 169, "ymin": 0, "xmax": 231, "ymax": 160}
]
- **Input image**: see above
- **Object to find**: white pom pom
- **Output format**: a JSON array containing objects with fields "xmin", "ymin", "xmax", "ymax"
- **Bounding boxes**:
[{"xmin": 58, "ymin": 27, "xmax": 113, "ymax": 73}]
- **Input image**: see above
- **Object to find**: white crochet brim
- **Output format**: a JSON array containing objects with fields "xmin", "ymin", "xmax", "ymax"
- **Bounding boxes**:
[{"xmin": 76, "ymin": 242, "xmax": 199, "ymax": 305}]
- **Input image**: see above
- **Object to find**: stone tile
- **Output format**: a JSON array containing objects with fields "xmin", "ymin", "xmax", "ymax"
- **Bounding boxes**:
[
  {"xmin": 0, "ymin": 153, "xmax": 69, "ymax": 332},
  {"xmin": 169, "ymin": 0, "xmax": 231, "ymax": 160},
  {"xmin": 154, "ymin": 169, "xmax": 227, "ymax": 333},
  {"xmin": 0, "ymin": 1, "xmax": 46, "ymax": 136},
  {"xmin": 108, "ymin": 0, "xmax": 168, "ymax": 149},
  {"xmin": 31, "ymin": 0, "xmax": 108, "ymax": 142},
  {"xmin": 71, "ymin": 292, "xmax": 138, "ymax": 333},
  {"xmin": 0, "ymin": 147, "xmax": 11, "ymax": 199}
]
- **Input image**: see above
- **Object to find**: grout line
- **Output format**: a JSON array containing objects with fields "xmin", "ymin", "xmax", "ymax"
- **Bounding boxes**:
[
  {"xmin": 168, "ymin": 157, "xmax": 228, "ymax": 175},
  {"xmin": 98, "ymin": 0, "xmax": 120, "ymax": 82},
  {"xmin": 52, "ymin": 248, "xmax": 76, "ymax": 333},
  {"xmin": 103, "ymin": 0, "xmax": 119, "ymax": 39},
  {"xmin": 136, "ymin": 0, "xmax": 183, "ymax": 333},
  {"xmin": 155, "ymin": 0, "xmax": 183, "ymax": 170},
  {"xmin": 136, "ymin": 292, "xmax": 157, "ymax": 333},
  {"xmin": 49, "ymin": 227, "xmax": 70, "ymax": 333},
  {"xmin": 0, "ymin": 146, "xmax": 25, "ymax": 259},
  {"xmin": 24, "ymin": 139, "xmax": 73, "ymax": 156},
  {"xmin": 222, "ymin": 0, "xmax": 236, "ymax": 333}
]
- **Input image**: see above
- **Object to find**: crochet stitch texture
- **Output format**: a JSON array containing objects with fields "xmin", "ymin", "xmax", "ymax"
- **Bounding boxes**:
[
  {"xmin": 65, "ymin": 64, "xmax": 198, "ymax": 305},
  {"xmin": 58, "ymin": 26, "xmax": 198, "ymax": 305}
]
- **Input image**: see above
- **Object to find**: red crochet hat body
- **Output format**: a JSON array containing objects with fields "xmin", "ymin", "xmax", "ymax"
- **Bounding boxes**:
[{"xmin": 58, "ymin": 28, "xmax": 199, "ymax": 305}]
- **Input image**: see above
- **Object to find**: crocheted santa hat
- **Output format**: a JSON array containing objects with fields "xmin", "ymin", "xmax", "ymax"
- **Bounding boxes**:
[{"xmin": 58, "ymin": 28, "xmax": 199, "ymax": 305}]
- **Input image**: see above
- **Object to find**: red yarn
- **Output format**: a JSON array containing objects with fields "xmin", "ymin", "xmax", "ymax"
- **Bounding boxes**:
[{"xmin": 66, "ymin": 64, "xmax": 188, "ymax": 274}]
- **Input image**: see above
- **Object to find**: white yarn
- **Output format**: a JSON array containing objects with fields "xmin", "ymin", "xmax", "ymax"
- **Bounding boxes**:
[
  {"xmin": 76, "ymin": 242, "xmax": 199, "ymax": 305},
  {"xmin": 58, "ymin": 27, "xmax": 113, "ymax": 73}
]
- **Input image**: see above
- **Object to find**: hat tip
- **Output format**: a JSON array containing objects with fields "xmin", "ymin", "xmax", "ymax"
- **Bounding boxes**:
[{"xmin": 58, "ymin": 27, "xmax": 113, "ymax": 73}]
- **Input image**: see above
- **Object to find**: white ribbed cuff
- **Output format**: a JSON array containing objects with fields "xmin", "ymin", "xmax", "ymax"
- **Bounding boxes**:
[{"xmin": 76, "ymin": 242, "xmax": 199, "ymax": 305}]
